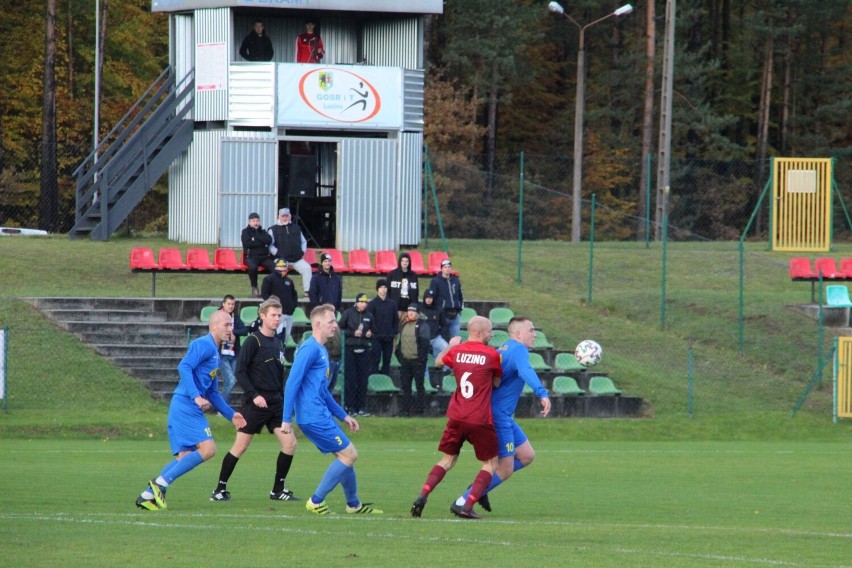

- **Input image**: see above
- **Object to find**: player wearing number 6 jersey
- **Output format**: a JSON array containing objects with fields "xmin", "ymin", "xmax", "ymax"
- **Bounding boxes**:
[
  {"xmin": 410, "ymin": 316, "xmax": 501, "ymax": 520},
  {"xmin": 453, "ymin": 316, "xmax": 551, "ymax": 513}
]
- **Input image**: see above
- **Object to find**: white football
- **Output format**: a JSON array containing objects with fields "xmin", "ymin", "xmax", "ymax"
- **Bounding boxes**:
[{"xmin": 575, "ymin": 339, "xmax": 602, "ymax": 367}]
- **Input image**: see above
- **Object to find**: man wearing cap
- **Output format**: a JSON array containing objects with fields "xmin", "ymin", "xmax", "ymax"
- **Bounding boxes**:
[
  {"xmin": 338, "ymin": 294, "xmax": 374, "ymax": 416},
  {"xmin": 260, "ymin": 259, "xmax": 299, "ymax": 345},
  {"xmin": 308, "ymin": 252, "xmax": 343, "ymax": 312},
  {"xmin": 395, "ymin": 303, "xmax": 431, "ymax": 417},
  {"xmin": 367, "ymin": 279, "xmax": 398, "ymax": 376},
  {"xmin": 428, "ymin": 259, "xmax": 464, "ymax": 340},
  {"xmin": 241, "ymin": 212, "xmax": 275, "ymax": 298},
  {"xmin": 268, "ymin": 208, "xmax": 312, "ymax": 297}
]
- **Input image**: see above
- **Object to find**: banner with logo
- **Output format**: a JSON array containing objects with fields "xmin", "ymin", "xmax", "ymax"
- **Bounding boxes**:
[{"xmin": 277, "ymin": 64, "xmax": 402, "ymax": 130}]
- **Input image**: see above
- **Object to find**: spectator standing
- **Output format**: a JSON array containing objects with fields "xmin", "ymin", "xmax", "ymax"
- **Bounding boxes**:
[
  {"xmin": 410, "ymin": 316, "xmax": 501, "ymax": 520},
  {"xmin": 387, "ymin": 252, "xmax": 419, "ymax": 318},
  {"xmin": 218, "ymin": 294, "xmax": 250, "ymax": 404},
  {"xmin": 338, "ymin": 293, "xmax": 373, "ymax": 416},
  {"xmin": 260, "ymin": 259, "xmax": 299, "ymax": 345},
  {"xmin": 134, "ymin": 311, "xmax": 246, "ymax": 511},
  {"xmin": 241, "ymin": 212, "xmax": 275, "ymax": 298},
  {"xmin": 367, "ymin": 279, "xmax": 398, "ymax": 376},
  {"xmin": 325, "ymin": 327, "xmax": 343, "ymax": 393},
  {"xmin": 239, "ymin": 20, "xmax": 274, "ymax": 62},
  {"xmin": 429, "ymin": 259, "xmax": 464, "ymax": 339},
  {"xmin": 395, "ymin": 303, "xmax": 431, "ymax": 416},
  {"xmin": 211, "ymin": 297, "xmax": 300, "ymax": 502},
  {"xmin": 420, "ymin": 289, "xmax": 449, "ymax": 388},
  {"xmin": 268, "ymin": 208, "xmax": 313, "ymax": 297},
  {"xmin": 308, "ymin": 252, "xmax": 343, "ymax": 312},
  {"xmin": 282, "ymin": 304, "xmax": 382, "ymax": 515},
  {"xmin": 294, "ymin": 19, "xmax": 324, "ymax": 63},
  {"xmin": 452, "ymin": 316, "xmax": 551, "ymax": 514}
]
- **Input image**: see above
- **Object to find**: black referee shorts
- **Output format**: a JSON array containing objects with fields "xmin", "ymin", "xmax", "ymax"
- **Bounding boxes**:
[{"xmin": 238, "ymin": 398, "xmax": 284, "ymax": 435}]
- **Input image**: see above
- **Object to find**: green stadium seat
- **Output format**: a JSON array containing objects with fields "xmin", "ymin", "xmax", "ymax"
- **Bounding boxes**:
[
  {"xmin": 368, "ymin": 373, "xmax": 400, "ymax": 393},
  {"xmin": 489, "ymin": 329, "xmax": 509, "ymax": 348},
  {"xmin": 522, "ymin": 383, "xmax": 534, "ymax": 394},
  {"xmin": 442, "ymin": 374, "xmax": 457, "ymax": 392},
  {"xmin": 291, "ymin": 306, "xmax": 310, "ymax": 325},
  {"xmin": 826, "ymin": 285, "xmax": 852, "ymax": 307},
  {"xmin": 200, "ymin": 306, "xmax": 218, "ymax": 322},
  {"xmin": 460, "ymin": 307, "xmax": 477, "ymax": 328},
  {"xmin": 416, "ymin": 378, "xmax": 438, "ymax": 394},
  {"xmin": 554, "ymin": 352, "xmax": 586, "ymax": 372},
  {"xmin": 489, "ymin": 307, "xmax": 514, "ymax": 327},
  {"xmin": 528, "ymin": 352, "xmax": 551, "ymax": 372},
  {"xmin": 284, "ymin": 333, "xmax": 298, "ymax": 348},
  {"xmin": 552, "ymin": 376, "xmax": 585, "ymax": 395},
  {"xmin": 588, "ymin": 376, "xmax": 622, "ymax": 396},
  {"xmin": 301, "ymin": 330, "xmax": 313, "ymax": 344},
  {"xmin": 240, "ymin": 306, "xmax": 258, "ymax": 323},
  {"xmin": 390, "ymin": 354, "xmax": 401, "ymax": 369},
  {"xmin": 533, "ymin": 331, "xmax": 554, "ymax": 349}
]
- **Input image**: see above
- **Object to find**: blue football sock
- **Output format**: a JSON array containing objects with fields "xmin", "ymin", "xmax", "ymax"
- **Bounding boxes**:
[
  {"xmin": 313, "ymin": 459, "xmax": 348, "ymax": 502},
  {"xmin": 160, "ymin": 459, "xmax": 181, "ymax": 481},
  {"xmin": 340, "ymin": 465, "xmax": 358, "ymax": 506},
  {"xmin": 513, "ymin": 458, "xmax": 524, "ymax": 472},
  {"xmin": 162, "ymin": 450, "xmax": 204, "ymax": 484}
]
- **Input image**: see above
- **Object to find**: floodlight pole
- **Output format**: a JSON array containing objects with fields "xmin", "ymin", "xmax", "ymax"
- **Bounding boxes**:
[{"xmin": 549, "ymin": 2, "xmax": 633, "ymax": 242}]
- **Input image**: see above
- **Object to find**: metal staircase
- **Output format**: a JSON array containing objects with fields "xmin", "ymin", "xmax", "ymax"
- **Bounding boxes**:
[{"xmin": 69, "ymin": 67, "xmax": 195, "ymax": 240}]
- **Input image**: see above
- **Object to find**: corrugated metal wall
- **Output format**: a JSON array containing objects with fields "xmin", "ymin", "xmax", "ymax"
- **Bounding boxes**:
[
  {"xmin": 219, "ymin": 137, "xmax": 279, "ymax": 247},
  {"xmin": 403, "ymin": 69, "xmax": 424, "ymax": 131},
  {"xmin": 363, "ymin": 17, "xmax": 421, "ymax": 68},
  {"xmin": 229, "ymin": 63, "xmax": 276, "ymax": 127},
  {"xmin": 194, "ymin": 8, "xmax": 231, "ymax": 121},
  {"xmin": 398, "ymin": 132, "xmax": 423, "ymax": 247},
  {"xmin": 172, "ymin": 14, "xmax": 194, "ymax": 112},
  {"xmin": 338, "ymin": 139, "xmax": 398, "ymax": 251},
  {"xmin": 168, "ymin": 129, "xmax": 227, "ymax": 244}
]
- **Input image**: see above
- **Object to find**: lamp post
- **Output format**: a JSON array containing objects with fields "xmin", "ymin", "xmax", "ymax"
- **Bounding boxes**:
[{"xmin": 548, "ymin": 2, "xmax": 633, "ymax": 242}]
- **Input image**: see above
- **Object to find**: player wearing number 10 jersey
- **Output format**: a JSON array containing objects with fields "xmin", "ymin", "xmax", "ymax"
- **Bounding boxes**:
[{"xmin": 410, "ymin": 316, "xmax": 502, "ymax": 519}]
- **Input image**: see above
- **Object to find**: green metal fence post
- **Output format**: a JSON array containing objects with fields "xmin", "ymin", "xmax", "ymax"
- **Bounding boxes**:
[
  {"xmin": 588, "ymin": 194, "xmax": 595, "ymax": 305},
  {"xmin": 517, "ymin": 152, "xmax": 524, "ymax": 285},
  {"xmin": 423, "ymin": 145, "xmax": 448, "ymax": 253},
  {"xmin": 688, "ymin": 338, "xmax": 694, "ymax": 419},
  {"xmin": 738, "ymin": 175, "xmax": 773, "ymax": 353},
  {"xmin": 660, "ymin": 205, "xmax": 668, "ymax": 330},
  {"xmin": 645, "ymin": 153, "xmax": 652, "ymax": 249},
  {"xmin": 422, "ymin": 146, "xmax": 429, "ymax": 248}
]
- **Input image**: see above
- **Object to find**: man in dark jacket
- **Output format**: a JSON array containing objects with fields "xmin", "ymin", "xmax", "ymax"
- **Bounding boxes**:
[
  {"xmin": 268, "ymin": 208, "xmax": 312, "ymax": 297},
  {"xmin": 395, "ymin": 304, "xmax": 431, "ymax": 416},
  {"xmin": 260, "ymin": 259, "xmax": 299, "ymax": 345},
  {"xmin": 239, "ymin": 20, "xmax": 274, "ymax": 62},
  {"xmin": 338, "ymin": 293, "xmax": 374, "ymax": 416},
  {"xmin": 420, "ymin": 289, "xmax": 449, "ymax": 390},
  {"xmin": 367, "ymin": 279, "xmax": 398, "ymax": 376},
  {"xmin": 308, "ymin": 252, "xmax": 342, "ymax": 312},
  {"xmin": 428, "ymin": 259, "xmax": 464, "ymax": 339},
  {"xmin": 387, "ymin": 252, "xmax": 419, "ymax": 317},
  {"xmin": 241, "ymin": 212, "xmax": 275, "ymax": 298}
]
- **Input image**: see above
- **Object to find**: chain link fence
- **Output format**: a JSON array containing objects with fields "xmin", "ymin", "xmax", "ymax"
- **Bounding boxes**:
[{"xmin": 424, "ymin": 151, "xmax": 849, "ymax": 417}]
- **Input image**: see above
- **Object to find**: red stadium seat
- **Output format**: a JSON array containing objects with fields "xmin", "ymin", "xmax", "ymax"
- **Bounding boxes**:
[
  {"xmin": 348, "ymin": 249, "xmax": 374, "ymax": 273},
  {"xmin": 130, "ymin": 247, "xmax": 158, "ymax": 269},
  {"xmin": 158, "ymin": 248, "xmax": 188, "ymax": 269},
  {"xmin": 375, "ymin": 250, "xmax": 398, "ymax": 273},
  {"xmin": 428, "ymin": 251, "xmax": 450, "ymax": 274},
  {"xmin": 789, "ymin": 257, "xmax": 817, "ymax": 279},
  {"xmin": 214, "ymin": 248, "xmax": 244, "ymax": 270},
  {"xmin": 813, "ymin": 257, "xmax": 840, "ymax": 279},
  {"xmin": 322, "ymin": 248, "xmax": 348, "ymax": 272},
  {"xmin": 407, "ymin": 251, "xmax": 427, "ymax": 274},
  {"xmin": 840, "ymin": 258, "xmax": 852, "ymax": 278},
  {"xmin": 186, "ymin": 248, "xmax": 216, "ymax": 270},
  {"xmin": 303, "ymin": 248, "xmax": 320, "ymax": 267}
]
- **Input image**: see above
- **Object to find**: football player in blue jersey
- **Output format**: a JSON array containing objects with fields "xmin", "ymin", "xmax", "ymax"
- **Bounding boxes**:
[
  {"xmin": 282, "ymin": 304, "xmax": 383, "ymax": 515},
  {"xmin": 453, "ymin": 316, "xmax": 551, "ymax": 513},
  {"xmin": 135, "ymin": 310, "xmax": 247, "ymax": 510}
]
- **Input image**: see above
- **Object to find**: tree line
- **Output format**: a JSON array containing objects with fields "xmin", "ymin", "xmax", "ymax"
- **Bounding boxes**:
[{"xmin": 1, "ymin": 0, "xmax": 849, "ymax": 239}]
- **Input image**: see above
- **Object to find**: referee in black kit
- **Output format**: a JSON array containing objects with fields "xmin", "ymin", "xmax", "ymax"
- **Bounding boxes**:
[{"xmin": 210, "ymin": 296, "xmax": 301, "ymax": 502}]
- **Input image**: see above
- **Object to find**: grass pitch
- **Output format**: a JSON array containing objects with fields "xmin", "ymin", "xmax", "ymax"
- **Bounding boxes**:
[{"xmin": 1, "ymin": 437, "xmax": 850, "ymax": 567}]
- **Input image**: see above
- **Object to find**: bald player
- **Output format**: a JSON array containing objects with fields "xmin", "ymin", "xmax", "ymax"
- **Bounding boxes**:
[{"xmin": 135, "ymin": 310, "xmax": 246, "ymax": 511}]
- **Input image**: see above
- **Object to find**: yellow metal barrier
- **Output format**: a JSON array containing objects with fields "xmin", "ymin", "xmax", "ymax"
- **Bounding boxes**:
[
  {"xmin": 834, "ymin": 337, "xmax": 852, "ymax": 421},
  {"xmin": 771, "ymin": 157, "xmax": 833, "ymax": 252}
]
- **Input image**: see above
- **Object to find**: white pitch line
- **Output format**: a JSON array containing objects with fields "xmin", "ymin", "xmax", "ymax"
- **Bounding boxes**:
[{"xmin": 2, "ymin": 512, "xmax": 848, "ymax": 568}]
